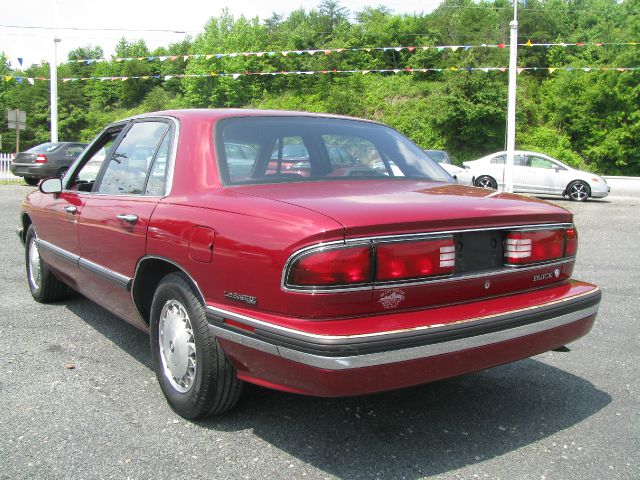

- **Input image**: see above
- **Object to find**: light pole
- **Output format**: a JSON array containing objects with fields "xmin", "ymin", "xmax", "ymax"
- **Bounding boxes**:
[
  {"xmin": 50, "ymin": 37, "xmax": 61, "ymax": 143},
  {"xmin": 504, "ymin": 0, "xmax": 518, "ymax": 193}
]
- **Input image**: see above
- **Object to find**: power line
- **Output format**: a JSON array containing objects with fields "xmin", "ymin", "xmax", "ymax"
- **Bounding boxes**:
[{"xmin": 0, "ymin": 24, "xmax": 199, "ymax": 34}]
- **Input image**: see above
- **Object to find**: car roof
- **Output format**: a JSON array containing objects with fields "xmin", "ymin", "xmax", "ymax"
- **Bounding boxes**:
[{"xmin": 130, "ymin": 108, "xmax": 382, "ymax": 125}]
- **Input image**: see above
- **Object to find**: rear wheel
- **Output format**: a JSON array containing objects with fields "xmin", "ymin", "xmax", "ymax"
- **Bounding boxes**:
[
  {"xmin": 475, "ymin": 175, "xmax": 498, "ymax": 189},
  {"xmin": 567, "ymin": 180, "xmax": 590, "ymax": 201},
  {"xmin": 150, "ymin": 272, "xmax": 243, "ymax": 419},
  {"xmin": 25, "ymin": 226, "xmax": 68, "ymax": 302},
  {"xmin": 24, "ymin": 177, "xmax": 39, "ymax": 186}
]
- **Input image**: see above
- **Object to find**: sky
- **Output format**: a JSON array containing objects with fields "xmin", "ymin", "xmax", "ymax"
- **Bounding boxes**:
[{"xmin": 2, "ymin": 0, "xmax": 443, "ymax": 69}]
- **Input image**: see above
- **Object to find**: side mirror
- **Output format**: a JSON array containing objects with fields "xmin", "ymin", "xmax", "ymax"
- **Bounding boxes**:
[{"xmin": 39, "ymin": 177, "xmax": 63, "ymax": 194}]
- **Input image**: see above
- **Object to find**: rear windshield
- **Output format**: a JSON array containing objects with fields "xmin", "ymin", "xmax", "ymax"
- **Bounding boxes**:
[
  {"xmin": 216, "ymin": 116, "xmax": 452, "ymax": 185},
  {"xmin": 27, "ymin": 143, "xmax": 63, "ymax": 153}
]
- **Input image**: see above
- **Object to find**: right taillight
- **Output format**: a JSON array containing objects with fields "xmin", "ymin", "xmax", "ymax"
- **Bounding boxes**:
[
  {"xmin": 505, "ymin": 226, "xmax": 578, "ymax": 265},
  {"xmin": 564, "ymin": 227, "xmax": 578, "ymax": 257},
  {"xmin": 36, "ymin": 154, "xmax": 48, "ymax": 163}
]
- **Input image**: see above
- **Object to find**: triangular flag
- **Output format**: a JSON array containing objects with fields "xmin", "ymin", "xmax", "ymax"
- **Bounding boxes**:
[
  {"xmin": 28, "ymin": 78, "xmax": 34, "ymax": 85},
  {"xmin": 525, "ymin": 39, "xmax": 533, "ymax": 47},
  {"xmin": 17, "ymin": 57, "xmax": 23, "ymax": 66},
  {"xmin": 517, "ymin": 68, "xmax": 524, "ymax": 74},
  {"xmin": 450, "ymin": 46, "xmax": 460, "ymax": 52},
  {"xmin": 548, "ymin": 68, "xmax": 556, "ymax": 73},
  {"xmin": 232, "ymin": 73, "xmax": 241, "ymax": 80}
]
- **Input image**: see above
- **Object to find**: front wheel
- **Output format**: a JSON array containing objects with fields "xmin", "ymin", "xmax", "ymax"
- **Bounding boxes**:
[
  {"xmin": 567, "ymin": 181, "xmax": 590, "ymax": 201},
  {"xmin": 25, "ymin": 225, "xmax": 68, "ymax": 302},
  {"xmin": 475, "ymin": 175, "xmax": 498, "ymax": 189},
  {"xmin": 150, "ymin": 272, "xmax": 243, "ymax": 419}
]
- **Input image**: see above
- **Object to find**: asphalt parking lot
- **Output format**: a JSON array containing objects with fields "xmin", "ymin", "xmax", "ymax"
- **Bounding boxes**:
[{"xmin": 0, "ymin": 180, "xmax": 638, "ymax": 480}]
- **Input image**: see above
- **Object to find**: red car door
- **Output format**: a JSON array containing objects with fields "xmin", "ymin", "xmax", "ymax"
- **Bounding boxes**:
[
  {"xmin": 76, "ymin": 120, "xmax": 174, "ymax": 328},
  {"xmin": 29, "ymin": 190, "xmax": 84, "ymax": 286},
  {"xmin": 29, "ymin": 129, "xmax": 124, "ymax": 286}
]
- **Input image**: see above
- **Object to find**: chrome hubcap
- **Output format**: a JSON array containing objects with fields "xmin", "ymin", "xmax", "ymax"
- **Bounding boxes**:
[
  {"xmin": 569, "ymin": 183, "xmax": 588, "ymax": 200},
  {"xmin": 159, "ymin": 299, "xmax": 197, "ymax": 393},
  {"xmin": 478, "ymin": 178, "xmax": 495, "ymax": 189},
  {"xmin": 28, "ymin": 237, "xmax": 41, "ymax": 291}
]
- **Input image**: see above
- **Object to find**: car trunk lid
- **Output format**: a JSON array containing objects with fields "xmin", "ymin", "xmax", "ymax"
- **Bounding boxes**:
[
  {"xmin": 14, "ymin": 152, "xmax": 38, "ymax": 164},
  {"xmin": 234, "ymin": 180, "xmax": 573, "ymax": 237}
]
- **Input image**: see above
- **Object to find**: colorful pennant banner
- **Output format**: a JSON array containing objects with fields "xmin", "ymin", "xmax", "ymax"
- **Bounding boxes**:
[
  {"xmin": 56, "ymin": 41, "xmax": 639, "ymax": 65},
  {"xmin": 4, "ymin": 66, "xmax": 638, "ymax": 84}
]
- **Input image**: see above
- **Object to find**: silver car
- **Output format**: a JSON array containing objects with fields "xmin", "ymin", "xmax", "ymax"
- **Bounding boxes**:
[{"xmin": 464, "ymin": 150, "xmax": 610, "ymax": 201}]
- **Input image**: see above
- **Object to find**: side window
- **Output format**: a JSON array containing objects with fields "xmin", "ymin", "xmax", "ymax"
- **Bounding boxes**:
[
  {"xmin": 514, "ymin": 155, "xmax": 529, "ymax": 167},
  {"xmin": 97, "ymin": 122, "xmax": 169, "ymax": 195},
  {"xmin": 66, "ymin": 145, "xmax": 85, "ymax": 157},
  {"xmin": 529, "ymin": 156, "xmax": 555, "ymax": 169},
  {"xmin": 490, "ymin": 155, "xmax": 505, "ymax": 165},
  {"xmin": 69, "ymin": 132, "xmax": 120, "ymax": 191}
]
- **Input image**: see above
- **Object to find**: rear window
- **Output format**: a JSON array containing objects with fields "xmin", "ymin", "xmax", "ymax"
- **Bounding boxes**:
[
  {"xmin": 216, "ymin": 117, "xmax": 452, "ymax": 185},
  {"xmin": 28, "ymin": 143, "xmax": 63, "ymax": 153}
]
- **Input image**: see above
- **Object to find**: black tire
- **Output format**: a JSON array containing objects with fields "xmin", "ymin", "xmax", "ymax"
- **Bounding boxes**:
[
  {"xmin": 566, "ymin": 180, "xmax": 590, "ymax": 202},
  {"xmin": 25, "ymin": 225, "xmax": 68, "ymax": 303},
  {"xmin": 150, "ymin": 272, "xmax": 243, "ymax": 419},
  {"xmin": 475, "ymin": 175, "xmax": 498, "ymax": 189},
  {"xmin": 24, "ymin": 177, "xmax": 39, "ymax": 186}
]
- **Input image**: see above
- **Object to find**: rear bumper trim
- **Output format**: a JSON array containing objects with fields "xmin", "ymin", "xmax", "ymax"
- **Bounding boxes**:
[{"xmin": 206, "ymin": 287, "xmax": 600, "ymax": 370}]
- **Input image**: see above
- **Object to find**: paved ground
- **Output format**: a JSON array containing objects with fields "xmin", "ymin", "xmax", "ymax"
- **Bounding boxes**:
[{"xmin": 0, "ymin": 180, "xmax": 638, "ymax": 480}]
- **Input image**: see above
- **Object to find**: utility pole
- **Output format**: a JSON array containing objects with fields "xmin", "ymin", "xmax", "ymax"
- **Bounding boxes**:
[
  {"xmin": 50, "ymin": 37, "xmax": 61, "ymax": 143},
  {"xmin": 504, "ymin": 0, "xmax": 518, "ymax": 193}
]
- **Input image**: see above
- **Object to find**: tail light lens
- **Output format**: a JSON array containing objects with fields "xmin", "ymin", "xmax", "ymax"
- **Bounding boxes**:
[
  {"xmin": 36, "ymin": 154, "xmax": 48, "ymax": 163},
  {"xmin": 376, "ymin": 239, "xmax": 455, "ymax": 281},
  {"xmin": 287, "ymin": 238, "xmax": 455, "ymax": 288},
  {"xmin": 288, "ymin": 246, "xmax": 372, "ymax": 287},
  {"xmin": 565, "ymin": 227, "xmax": 578, "ymax": 256},
  {"xmin": 505, "ymin": 227, "xmax": 577, "ymax": 265}
]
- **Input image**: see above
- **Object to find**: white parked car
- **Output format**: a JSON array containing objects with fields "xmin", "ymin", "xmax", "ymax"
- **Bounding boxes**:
[
  {"xmin": 463, "ymin": 150, "xmax": 610, "ymax": 201},
  {"xmin": 424, "ymin": 150, "xmax": 474, "ymax": 186}
]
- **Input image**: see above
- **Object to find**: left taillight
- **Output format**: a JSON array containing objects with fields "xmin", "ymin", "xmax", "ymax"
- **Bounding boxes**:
[
  {"xmin": 376, "ymin": 239, "xmax": 455, "ymax": 281},
  {"xmin": 36, "ymin": 154, "xmax": 48, "ymax": 163},
  {"xmin": 286, "ymin": 238, "xmax": 456, "ymax": 289},
  {"xmin": 505, "ymin": 226, "xmax": 578, "ymax": 265},
  {"xmin": 288, "ymin": 245, "xmax": 372, "ymax": 287}
]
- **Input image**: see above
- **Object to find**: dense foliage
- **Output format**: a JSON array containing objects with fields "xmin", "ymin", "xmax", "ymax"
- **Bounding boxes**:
[{"xmin": 1, "ymin": 0, "xmax": 639, "ymax": 174}]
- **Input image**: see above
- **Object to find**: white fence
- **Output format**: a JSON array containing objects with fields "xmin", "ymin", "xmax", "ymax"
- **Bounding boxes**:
[{"xmin": 0, "ymin": 153, "xmax": 18, "ymax": 180}]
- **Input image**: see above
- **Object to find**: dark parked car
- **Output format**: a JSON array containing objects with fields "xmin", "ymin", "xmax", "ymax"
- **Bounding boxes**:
[
  {"xmin": 18, "ymin": 110, "xmax": 600, "ymax": 419},
  {"xmin": 11, "ymin": 142, "xmax": 87, "ymax": 185}
]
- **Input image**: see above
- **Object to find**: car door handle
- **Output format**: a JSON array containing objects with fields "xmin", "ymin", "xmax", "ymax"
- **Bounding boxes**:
[
  {"xmin": 116, "ymin": 214, "xmax": 138, "ymax": 224},
  {"xmin": 64, "ymin": 206, "xmax": 77, "ymax": 214}
]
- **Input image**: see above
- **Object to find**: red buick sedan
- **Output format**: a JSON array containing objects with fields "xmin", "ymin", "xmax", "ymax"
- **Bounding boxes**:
[{"xmin": 18, "ymin": 110, "xmax": 600, "ymax": 419}]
